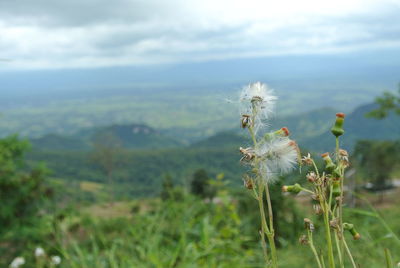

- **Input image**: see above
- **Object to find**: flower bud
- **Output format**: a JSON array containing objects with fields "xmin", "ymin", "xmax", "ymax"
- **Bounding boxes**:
[
  {"xmin": 282, "ymin": 183, "xmax": 302, "ymax": 194},
  {"xmin": 243, "ymin": 176, "xmax": 254, "ymax": 190},
  {"xmin": 331, "ymin": 113, "xmax": 345, "ymax": 137},
  {"xmin": 263, "ymin": 127, "xmax": 290, "ymax": 141},
  {"xmin": 241, "ymin": 114, "xmax": 251, "ymax": 128},
  {"xmin": 304, "ymin": 218, "xmax": 315, "ymax": 231},
  {"xmin": 306, "ymin": 172, "xmax": 317, "ymax": 182},
  {"xmin": 299, "ymin": 234, "xmax": 308, "ymax": 245},
  {"xmin": 321, "ymin": 152, "xmax": 336, "ymax": 173},
  {"xmin": 343, "ymin": 223, "xmax": 361, "ymax": 240},
  {"xmin": 331, "ymin": 181, "xmax": 341, "ymax": 197}
]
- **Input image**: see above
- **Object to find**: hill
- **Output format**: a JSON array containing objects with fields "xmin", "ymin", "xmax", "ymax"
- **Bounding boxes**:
[
  {"xmin": 194, "ymin": 103, "xmax": 400, "ymax": 153},
  {"xmin": 30, "ymin": 123, "xmax": 184, "ymax": 151},
  {"xmin": 300, "ymin": 103, "xmax": 400, "ymax": 152}
]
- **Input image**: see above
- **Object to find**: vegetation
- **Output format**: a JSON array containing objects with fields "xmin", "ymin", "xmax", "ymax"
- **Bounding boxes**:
[{"xmin": 1, "ymin": 82, "xmax": 400, "ymax": 267}]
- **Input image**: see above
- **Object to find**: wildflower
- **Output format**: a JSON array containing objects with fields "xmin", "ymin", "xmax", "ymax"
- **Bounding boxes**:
[
  {"xmin": 9, "ymin": 257, "xmax": 25, "ymax": 268},
  {"xmin": 256, "ymin": 138, "xmax": 299, "ymax": 181},
  {"xmin": 302, "ymin": 153, "xmax": 313, "ymax": 166},
  {"xmin": 306, "ymin": 172, "xmax": 317, "ymax": 183},
  {"xmin": 299, "ymin": 235, "xmax": 308, "ymax": 245},
  {"xmin": 239, "ymin": 147, "xmax": 255, "ymax": 162},
  {"xmin": 321, "ymin": 152, "xmax": 336, "ymax": 172},
  {"xmin": 239, "ymin": 82, "xmax": 277, "ymax": 134},
  {"xmin": 331, "ymin": 113, "xmax": 345, "ymax": 137},
  {"xmin": 34, "ymin": 247, "xmax": 45, "ymax": 258},
  {"xmin": 241, "ymin": 114, "xmax": 251, "ymax": 128},
  {"xmin": 51, "ymin": 256, "xmax": 62, "ymax": 265},
  {"xmin": 329, "ymin": 218, "xmax": 339, "ymax": 229},
  {"xmin": 243, "ymin": 175, "xmax": 254, "ymax": 190},
  {"xmin": 338, "ymin": 149, "xmax": 349, "ymax": 166},
  {"xmin": 313, "ymin": 204, "xmax": 323, "ymax": 215},
  {"xmin": 304, "ymin": 218, "xmax": 315, "ymax": 232}
]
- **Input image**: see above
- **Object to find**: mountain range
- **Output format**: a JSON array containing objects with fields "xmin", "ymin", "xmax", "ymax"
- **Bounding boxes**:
[{"xmin": 29, "ymin": 102, "xmax": 399, "ymax": 153}]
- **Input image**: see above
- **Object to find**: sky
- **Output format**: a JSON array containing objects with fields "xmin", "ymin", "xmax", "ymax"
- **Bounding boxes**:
[{"xmin": 1, "ymin": 0, "xmax": 400, "ymax": 70}]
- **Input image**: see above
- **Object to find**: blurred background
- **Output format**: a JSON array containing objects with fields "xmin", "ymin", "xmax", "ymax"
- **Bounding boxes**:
[{"xmin": 0, "ymin": 0, "xmax": 399, "ymax": 267}]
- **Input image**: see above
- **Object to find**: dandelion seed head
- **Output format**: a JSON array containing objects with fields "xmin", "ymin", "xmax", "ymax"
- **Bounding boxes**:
[
  {"xmin": 239, "ymin": 82, "xmax": 277, "ymax": 134},
  {"xmin": 10, "ymin": 257, "xmax": 25, "ymax": 268},
  {"xmin": 51, "ymin": 256, "xmax": 62, "ymax": 265},
  {"xmin": 34, "ymin": 247, "xmax": 45, "ymax": 258},
  {"xmin": 255, "ymin": 137, "xmax": 298, "ymax": 182}
]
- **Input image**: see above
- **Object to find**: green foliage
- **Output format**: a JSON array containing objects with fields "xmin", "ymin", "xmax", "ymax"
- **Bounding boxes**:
[
  {"xmin": 354, "ymin": 140, "xmax": 400, "ymax": 189},
  {"xmin": 190, "ymin": 169, "xmax": 216, "ymax": 199},
  {"xmin": 0, "ymin": 135, "xmax": 53, "ymax": 264},
  {"xmin": 367, "ymin": 83, "xmax": 400, "ymax": 119}
]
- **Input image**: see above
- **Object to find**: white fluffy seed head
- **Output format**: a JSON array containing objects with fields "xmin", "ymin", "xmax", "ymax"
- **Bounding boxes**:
[
  {"xmin": 10, "ymin": 257, "xmax": 25, "ymax": 268},
  {"xmin": 239, "ymin": 82, "xmax": 277, "ymax": 134},
  {"xmin": 34, "ymin": 247, "xmax": 45, "ymax": 258},
  {"xmin": 255, "ymin": 137, "xmax": 298, "ymax": 182},
  {"xmin": 51, "ymin": 256, "xmax": 62, "ymax": 265}
]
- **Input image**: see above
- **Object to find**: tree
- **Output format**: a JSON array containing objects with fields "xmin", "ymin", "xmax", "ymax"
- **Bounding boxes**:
[
  {"xmin": 367, "ymin": 83, "xmax": 400, "ymax": 119},
  {"xmin": 0, "ymin": 135, "xmax": 52, "ymax": 262},
  {"xmin": 160, "ymin": 173, "xmax": 174, "ymax": 201},
  {"xmin": 89, "ymin": 132, "xmax": 125, "ymax": 202},
  {"xmin": 353, "ymin": 140, "xmax": 400, "ymax": 190},
  {"xmin": 190, "ymin": 169, "xmax": 215, "ymax": 199}
]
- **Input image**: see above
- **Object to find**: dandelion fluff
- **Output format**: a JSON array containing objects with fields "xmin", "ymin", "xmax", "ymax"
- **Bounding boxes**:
[
  {"xmin": 255, "ymin": 137, "xmax": 298, "ymax": 182},
  {"xmin": 239, "ymin": 82, "xmax": 277, "ymax": 134},
  {"xmin": 51, "ymin": 256, "xmax": 62, "ymax": 265},
  {"xmin": 10, "ymin": 257, "xmax": 25, "ymax": 268},
  {"xmin": 34, "ymin": 247, "xmax": 45, "ymax": 258}
]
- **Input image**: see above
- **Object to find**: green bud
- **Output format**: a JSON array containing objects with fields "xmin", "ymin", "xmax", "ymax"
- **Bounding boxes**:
[
  {"xmin": 331, "ymin": 113, "xmax": 345, "ymax": 137},
  {"xmin": 331, "ymin": 181, "xmax": 341, "ymax": 197},
  {"xmin": 282, "ymin": 183, "xmax": 302, "ymax": 194},
  {"xmin": 343, "ymin": 222, "xmax": 361, "ymax": 240},
  {"xmin": 321, "ymin": 152, "xmax": 336, "ymax": 173}
]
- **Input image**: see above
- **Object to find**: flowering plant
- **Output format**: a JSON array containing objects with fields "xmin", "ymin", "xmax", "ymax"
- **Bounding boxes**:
[{"xmin": 238, "ymin": 82, "xmax": 358, "ymax": 268}]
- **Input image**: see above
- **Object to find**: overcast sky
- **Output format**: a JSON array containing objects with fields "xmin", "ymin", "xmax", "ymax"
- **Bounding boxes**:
[{"xmin": 0, "ymin": 0, "xmax": 399, "ymax": 70}]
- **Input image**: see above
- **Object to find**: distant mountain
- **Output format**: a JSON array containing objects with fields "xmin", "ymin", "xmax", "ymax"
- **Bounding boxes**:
[
  {"xmin": 300, "ymin": 103, "xmax": 400, "ymax": 152},
  {"xmin": 193, "ymin": 103, "xmax": 400, "ymax": 153},
  {"xmin": 30, "ymin": 123, "xmax": 184, "ymax": 151},
  {"xmin": 31, "ymin": 134, "xmax": 89, "ymax": 151},
  {"xmin": 190, "ymin": 131, "xmax": 247, "ymax": 148}
]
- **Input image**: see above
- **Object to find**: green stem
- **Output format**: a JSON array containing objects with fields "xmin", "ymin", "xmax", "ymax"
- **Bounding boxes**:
[
  {"xmin": 308, "ymin": 229, "xmax": 323, "ymax": 268},
  {"xmin": 336, "ymin": 137, "xmax": 345, "ymax": 264},
  {"xmin": 343, "ymin": 237, "xmax": 357, "ymax": 268},
  {"xmin": 323, "ymin": 202, "xmax": 335, "ymax": 268},
  {"xmin": 334, "ymin": 232, "xmax": 344, "ymax": 268},
  {"xmin": 265, "ymin": 182, "xmax": 278, "ymax": 268},
  {"xmin": 258, "ymin": 181, "xmax": 270, "ymax": 265},
  {"xmin": 384, "ymin": 248, "xmax": 393, "ymax": 268}
]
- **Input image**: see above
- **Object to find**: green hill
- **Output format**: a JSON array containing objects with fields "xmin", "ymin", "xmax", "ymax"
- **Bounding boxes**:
[{"xmin": 30, "ymin": 123, "xmax": 184, "ymax": 151}]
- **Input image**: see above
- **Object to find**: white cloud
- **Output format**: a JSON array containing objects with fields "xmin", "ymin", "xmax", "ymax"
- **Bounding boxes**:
[{"xmin": 0, "ymin": 0, "xmax": 399, "ymax": 69}]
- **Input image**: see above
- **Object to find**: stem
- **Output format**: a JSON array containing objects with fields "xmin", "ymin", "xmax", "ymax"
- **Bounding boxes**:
[
  {"xmin": 258, "ymin": 181, "xmax": 270, "ymax": 265},
  {"xmin": 265, "ymin": 182, "xmax": 278, "ymax": 267},
  {"xmin": 384, "ymin": 248, "xmax": 393, "ymax": 268},
  {"xmin": 308, "ymin": 229, "xmax": 323, "ymax": 268},
  {"xmin": 336, "ymin": 137, "xmax": 345, "ymax": 264},
  {"xmin": 343, "ymin": 237, "xmax": 357, "ymax": 268},
  {"xmin": 322, "ymin": 202, "xmax": 335, "ymax": 268},
  {"xmin": 334, "ymin": 232, "xmax": 344, "ymax": 268}
]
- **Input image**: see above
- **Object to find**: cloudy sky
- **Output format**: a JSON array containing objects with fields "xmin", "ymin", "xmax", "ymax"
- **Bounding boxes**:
[{"xmin": 1, "ymin": 0, "xmax": 400, "ymax": 70}]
